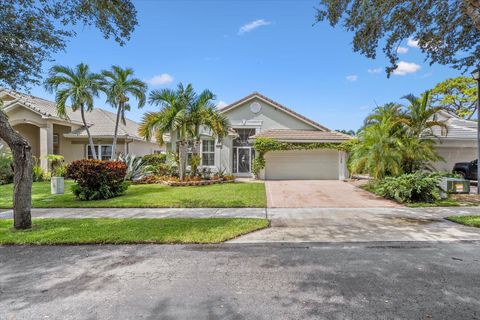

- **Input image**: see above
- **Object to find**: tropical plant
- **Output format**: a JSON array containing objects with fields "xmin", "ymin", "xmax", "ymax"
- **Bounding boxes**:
[
  {"xmin": 350, "ymin": 94, "xmax": 447, "ymax": 179},
  {"xmin": 100, "ymin": 66, "xmax": 147, "ymax": 159},
  {"xmin": 45, "ymin": 154, "xmax": 65, "ymax": 176},
  {"xmin": 349, "ymin": 117, "xmax": 404, "ymax": 179},
  {"xmin": 118, "ymin": 153, "xmax": 147, "ymax": 181},
  {"xmin": 367, "ymin": 172, "xmax": 444, "ymax": 203},
  {"xmin": 139, "ymin": 83, "xmax": 229, "ymax": 180},
  {"xmin": 142, "ymin": 153, "xmax": 167, "ymax": 166},
  {"xmin": 67, "ymin": 159, "xmax": 129, "ymax": 200},
  {"xmin": 32, "ymin": 157, "xmax": 45, "ymax": 182},
  {"xmin": 0, "ymin": 150, "xmax": 13, "ymax": 185},
  {"xmin": 45, "ymin": 63, "xmax": 102, "ymax": 159}
]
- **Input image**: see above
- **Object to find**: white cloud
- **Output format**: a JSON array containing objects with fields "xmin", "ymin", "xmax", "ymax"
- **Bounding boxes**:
[
  {"xmin": 146, "ymin": 73, "xmax": 173, "ymax": 85},
  {"xmin": 392, "ymin": 61, "xmax": 421, "ymax": 76},
  {"xmin": 396, "ymin": 46, "xmax": 409, "ymax": 54},
  {"xmin": 367, "ymin": 67, "xmax": 382, "ymax": 74},
  {"xmin": 216, "ymin": 100, "xmax": 228, "ymax": 109},
  {"xmin": 238, "ymin": 19, "xmax": 271, "ymax": 35},
  {"xmin": 346, "ymin": 75, "xmax": 358, "ymax": 82},
  {"xmin": 407, "ymin": 38, "xmax": 419, "ymax": 48}
]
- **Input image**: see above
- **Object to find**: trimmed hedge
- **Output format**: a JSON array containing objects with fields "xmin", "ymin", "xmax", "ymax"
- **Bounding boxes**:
[{"xmin": 67, "ymin": 159, "xmax": 129, "ymax": 200}]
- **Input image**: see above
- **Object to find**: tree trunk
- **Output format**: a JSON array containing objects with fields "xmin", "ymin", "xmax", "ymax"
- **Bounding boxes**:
[
  {"xmin": 81, "ymin": 106, "xmax": 97, "ymax": 159},
  {"xmin": 0, "ymin": 109, "xmax": 32, "ymax": 229},
  {"xmin": 111, "ymin": 103, "xmax": 122, "ymax": 160},
  {"xmin": 178, "ymin": 140, "xmax": 188, "ymax": 180},
  {"xmin": 465, "ymin": 0, "xmax": 480, "ymax": 32}
]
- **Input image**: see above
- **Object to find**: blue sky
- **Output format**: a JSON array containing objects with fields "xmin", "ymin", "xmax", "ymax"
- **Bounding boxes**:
[{"xmin": 28, "ymin": 0, "xmax": 463, "ymax": 131}]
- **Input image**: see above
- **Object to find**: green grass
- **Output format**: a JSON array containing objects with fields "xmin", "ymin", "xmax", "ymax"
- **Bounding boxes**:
[
  {"xmin": 0, "ymin": 218, "xmax": 269, "ymax": 245},
  {"xmin": 447, "ymin": 216, "xmax": 480, "ymax": 228},
  {"xmin": 0, "ymin": 181, "xmax": 266, "ymax": 208}
]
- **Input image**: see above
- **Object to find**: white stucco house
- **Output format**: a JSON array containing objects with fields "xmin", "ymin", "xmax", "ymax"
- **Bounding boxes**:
[
  {"xmin": 431, "ymin": 110, "xmax": 479, "ymax": 172},
  {"xmin": 165, "ymin": 92, "xmax": 352, "ymax": 180},
  {"xmin": 0, "ymin": 89, "xmax": 162, "ymax": 170}
]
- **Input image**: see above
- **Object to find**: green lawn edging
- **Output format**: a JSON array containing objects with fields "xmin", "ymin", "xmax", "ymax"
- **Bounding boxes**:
[
  {"xmin": 446, "ymin": 216, "xmax": 480, "ymax": 228},
  {"xmin": 0, "ymin": 218, "xmax": 269, "ymax": 245},
  {"xmin": 0, "ymin": 180, "xmax": 267, "ymax": 208}
]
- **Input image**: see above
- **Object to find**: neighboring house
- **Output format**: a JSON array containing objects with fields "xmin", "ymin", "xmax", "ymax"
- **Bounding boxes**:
[
  {"xmin": 431, "ymin": 110, "xmax": 478, "ymax": 172},
  {"xmin": 165, "ymin": 92, "xmax": 351, "ymax": 180},
  {"xmin": 0, "ymin": 89, "xmax": 162, "ymax": 170}
]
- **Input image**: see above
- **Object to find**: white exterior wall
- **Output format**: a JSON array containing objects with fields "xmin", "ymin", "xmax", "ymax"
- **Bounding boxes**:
[{"xmin": 432, "ymin": 141, "xmax": 478, "ymax": 172}]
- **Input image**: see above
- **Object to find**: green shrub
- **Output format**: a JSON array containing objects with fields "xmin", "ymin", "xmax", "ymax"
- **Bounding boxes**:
[
  {"xmin": 142, "ymin": 153, "xmax": 166, "ymax": 166},
  {"xmin": 368, "ymin": 172, "xmax": 443, "ymax": 203},
  {"xmin": 118, "ymin": 153, "xmax": 146, "ymax": 181},
  {"xmin": 67, "ymin": 159, "xmax": 129, "ymax": 200},
  {"xmin": 0, "ymin": 152, "xmax": 13, "ymax": 185}
]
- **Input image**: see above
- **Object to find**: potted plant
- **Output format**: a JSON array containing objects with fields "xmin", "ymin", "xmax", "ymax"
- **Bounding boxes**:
[{"xmin": 47, "ymin": 155, "xmax": 66, "ymax": 194}]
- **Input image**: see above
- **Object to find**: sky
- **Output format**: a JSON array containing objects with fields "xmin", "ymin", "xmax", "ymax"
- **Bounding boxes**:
[{"xmin": 27, "ymin": 0, "xmax": 465, "ymax": 131}]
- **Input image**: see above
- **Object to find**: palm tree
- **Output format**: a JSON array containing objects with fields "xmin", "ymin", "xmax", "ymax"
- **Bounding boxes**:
[
  {"xmin": 187, "ymin": 88, "xmax": 229, "ymax": 155},
  {"xmin": 100, "ymin": 66, "xmax": 147, "ymax": 159},
  {"xmin": 138, "ymin": 83, "xmax": 229, "ymax": 180},
  {"xmin": 139, "ymin": 84, "xmax": 190, "ymax": 179},
  {"xmin": 401, "ymin": 91, "xmax": 448, "ymax": 138},
  {"xmin": 350, "ymin": 116, "xmax": 404, "ymax": 179},
  {"xmin": 45, "ymin": 63, "xmax": 101, "ymax": 159}
]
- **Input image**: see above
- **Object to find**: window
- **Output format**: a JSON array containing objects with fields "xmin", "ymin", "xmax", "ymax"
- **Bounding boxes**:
[
  {"xmin": 86, "ymin": 144, "xmax": 113, "ymax": 160},
  {"xmin": 201, "ymin": 140, "xmax": 215, "ymax": 166},
  {"xmin": 233, "ymin": 128, "xmax": 256, "ymax": 146}
]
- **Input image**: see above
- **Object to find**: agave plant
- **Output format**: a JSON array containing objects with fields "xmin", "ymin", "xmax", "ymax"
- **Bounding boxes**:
[{"xmin": 118, "ymin": 153, "xmax": 149, "ymax": 181}]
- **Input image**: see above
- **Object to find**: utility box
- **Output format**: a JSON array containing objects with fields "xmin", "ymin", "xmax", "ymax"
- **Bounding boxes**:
[{"xmin": 439, "ymin": 177, "xmax": 470, "ymax": 196}]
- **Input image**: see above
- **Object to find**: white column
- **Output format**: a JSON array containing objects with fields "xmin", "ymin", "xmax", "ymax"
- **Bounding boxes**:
[
  {"xmin": 39, "ymin": 122, "xmax": 54, "ymax": 171},
  {"xmin": 338, "ymin": 150, "xmax": 348, "ymax": 180}
]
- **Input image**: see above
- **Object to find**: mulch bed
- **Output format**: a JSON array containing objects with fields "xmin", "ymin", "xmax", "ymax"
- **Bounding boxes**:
[{"xmin": 135, "ymin": 176, "xmax": 235, "ymax": 186}]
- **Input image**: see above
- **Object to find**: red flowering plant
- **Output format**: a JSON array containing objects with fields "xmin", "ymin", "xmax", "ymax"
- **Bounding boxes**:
[{"xmin": 67, "ymin": 159, "xmax": 129, "ymax": 200}]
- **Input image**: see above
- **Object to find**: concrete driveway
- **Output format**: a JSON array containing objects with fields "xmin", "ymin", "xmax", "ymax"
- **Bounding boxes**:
[
  {"xmin": 265, "ymin": 180, "xmax": 400, "ymax": 208},
  {"xmin": 231, "ymin": 207, "xmax": 480, "ymax": 243}
]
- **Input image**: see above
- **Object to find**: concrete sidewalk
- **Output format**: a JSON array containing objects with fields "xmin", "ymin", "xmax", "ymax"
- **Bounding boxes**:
[
  {"xmin": 0, "ymin": 208, "xmax": 267, "ymax": 219},
  {"xmin": 232, "ymin": 207, "xmax": 480, "ymax": 243}
]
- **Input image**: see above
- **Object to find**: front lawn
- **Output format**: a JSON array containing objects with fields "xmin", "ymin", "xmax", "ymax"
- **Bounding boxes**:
[
  {"xmin": 0, "ymin": 218, "xmax": 269, "ymax": 245},
  {"xmin": 0, "ymin": 181, "xmax": 266, "ymax": 208},
  {"xmin": 447, "ymin": 216, "xmax": 480, "ymax": 228}
]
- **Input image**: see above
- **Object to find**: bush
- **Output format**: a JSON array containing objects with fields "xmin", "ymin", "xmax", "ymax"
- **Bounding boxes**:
[
  {"xmin": 368, "ymin": 172, "xmax": 443, "ymax": 203},
  {"xmin": 67, "ymin": 159, "xmax": 129, "ymax": 200},
  {"xmin": 142, "ymin": 153, "xmax": 166, "ymax": 166},
  {"xmin": 0, "ymin": 152, "xmax": 13, "ymax": 185}
]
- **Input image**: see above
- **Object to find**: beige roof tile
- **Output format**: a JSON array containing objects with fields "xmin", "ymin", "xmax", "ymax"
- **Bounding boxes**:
[{"xmin": 252, "ymin": 129, "xmax": 352, "ymax": 142}]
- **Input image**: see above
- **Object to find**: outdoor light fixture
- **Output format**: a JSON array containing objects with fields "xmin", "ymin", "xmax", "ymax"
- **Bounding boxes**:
[{"xmin": 471, "ymin": 67, "xmax": 480, "ymax": 194}]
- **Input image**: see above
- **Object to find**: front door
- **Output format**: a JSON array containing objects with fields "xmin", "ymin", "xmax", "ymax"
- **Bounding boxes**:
[{"xmin": 238, "ymin": 148, "xmax": 251, "ymax": 173}]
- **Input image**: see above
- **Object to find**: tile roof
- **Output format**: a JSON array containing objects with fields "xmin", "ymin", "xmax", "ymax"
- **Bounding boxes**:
[
  {"xmin": 1, "ymin": 89, "xmax": 148, "ymax": 141},
  {"xmin": 431, "ymin": 114, "xmax": 477, "ymax": 140},
  {"xmin": 219, "ymin": 92, "xmax": 330, "ymax": 131},
  {"xmin": 252, "ymin": 129, "xmax": 352, "ymax": 142}
]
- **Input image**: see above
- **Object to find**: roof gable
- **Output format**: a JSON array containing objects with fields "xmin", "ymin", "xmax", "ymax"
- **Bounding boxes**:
[{"xmin": 220, "ymin": 92, "xmax": 330, "ymax": 131}]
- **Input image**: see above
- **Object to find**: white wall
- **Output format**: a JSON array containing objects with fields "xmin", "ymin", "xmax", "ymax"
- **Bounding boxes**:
[{"xmin": 433, "ymin": 145, "xmax": 477, "ymax": 172}]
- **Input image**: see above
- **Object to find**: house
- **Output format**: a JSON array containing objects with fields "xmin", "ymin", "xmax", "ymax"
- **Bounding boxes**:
[
  {"xmin": 166, "ymin": 92, "xmax": 352, "ymax": 180},
  {"xmin": 431, "ymin": 110, "xmax": 478, "ymax": 172},
  {"xmin": 0, "ymin": 89, "xmax": 162, "ymax": 170}
]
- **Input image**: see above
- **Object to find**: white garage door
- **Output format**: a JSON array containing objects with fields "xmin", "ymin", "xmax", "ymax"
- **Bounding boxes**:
[{"xmin": 265, "ymin": 149, "xmax": 340, "ymax": 180}]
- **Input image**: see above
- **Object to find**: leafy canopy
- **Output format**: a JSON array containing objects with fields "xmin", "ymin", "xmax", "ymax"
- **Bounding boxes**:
[
  {"xmin": 315, "ymin": 0, "xmax": 480, "ymax": 75},
  {"xmin": 0, "ymin": 0, "xmax": 137, "ymax": 90},
  {"xmin": 430, "ymin": 76, "xmax": 478, "ymax": 119}
]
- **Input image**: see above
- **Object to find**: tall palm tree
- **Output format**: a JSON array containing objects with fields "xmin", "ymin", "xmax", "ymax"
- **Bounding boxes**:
[
  {"xmin": 187, "ymin": 88, "xmax": 229, "ymax": 156},
  {"xmin": 45, "ymin": 63, "xmax": 101, "ymax": 159},
  {"xmin": 100, "ymin": 66, "xmax": 147, "ymax": 159},
  {"xmin": 138, "ymin": 83, "xmax": 229, "ymax": 180},
  {"xmin": 139, "ymin": 84, "xmax": 191, "ymax": 179}
]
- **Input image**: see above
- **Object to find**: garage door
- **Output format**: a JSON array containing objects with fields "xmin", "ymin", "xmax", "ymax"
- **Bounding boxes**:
[{"xmin": 265, "ymin": 149, "xmax": 339, "ymax": 180}]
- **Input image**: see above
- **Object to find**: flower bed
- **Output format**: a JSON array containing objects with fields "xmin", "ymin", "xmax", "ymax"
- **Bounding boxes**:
[{"xmin": 136, "ymin": 175, "xmax": 235, "ymax": 186}]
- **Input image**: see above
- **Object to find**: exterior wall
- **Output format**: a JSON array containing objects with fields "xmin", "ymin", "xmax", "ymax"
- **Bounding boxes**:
[
  {"xmin": 128, "ymin": 140, "xmax": 163, "ymax": 156},
  {"xmin": 222, "ymin": 97, "xmax": 318, "ymax": 131},
  {"xmin": 432, "ymin": 142, "xmax": 477, "ymax": 172},
  {"xmin": 12, "ymin": 124, "xmax": 40, "ymax": 158}
]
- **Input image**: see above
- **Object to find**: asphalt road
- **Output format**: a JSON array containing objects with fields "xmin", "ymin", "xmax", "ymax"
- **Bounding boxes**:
[{"xmin": 2, "ymin": 242, "xmax": 480, "ymax": 320}]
